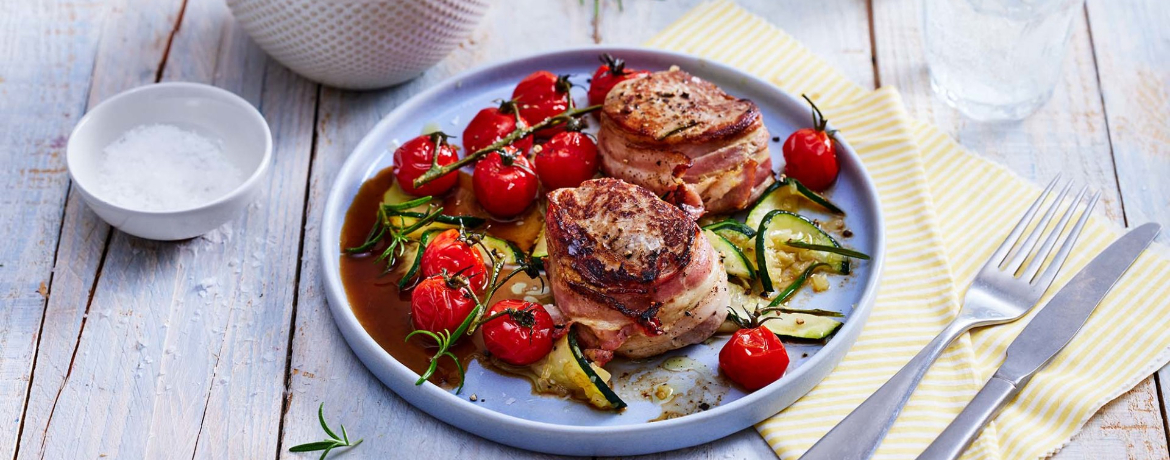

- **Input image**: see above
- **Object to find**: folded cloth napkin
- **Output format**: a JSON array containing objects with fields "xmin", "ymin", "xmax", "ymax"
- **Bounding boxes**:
[{"xmin": 647, "ymin": 2, "xmax": 1170, "ymax": 459}]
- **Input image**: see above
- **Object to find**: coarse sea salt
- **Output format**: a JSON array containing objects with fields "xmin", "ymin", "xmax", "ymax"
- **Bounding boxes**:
[{"xmin": 92, "ymin": 124, "xmax": 245, "ymax": 212}]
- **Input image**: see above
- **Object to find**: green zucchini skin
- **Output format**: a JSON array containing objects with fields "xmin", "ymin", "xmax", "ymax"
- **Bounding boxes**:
[
  {"xmin": 755, "ymin": 210, "xmax": 848, "ymax": 293},
  {"xmin": 567, "ymin": 328, "xmax": 626, "ymax": 410},
  {"xmin": 703, "ymin": 229, "xmax": 756, "ymax": 281}
]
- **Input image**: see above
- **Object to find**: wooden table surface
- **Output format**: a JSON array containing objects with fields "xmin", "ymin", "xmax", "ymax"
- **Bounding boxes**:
[{"xmin": 3, "ymin": 0, "xmax": 1168, "ymax": 458}]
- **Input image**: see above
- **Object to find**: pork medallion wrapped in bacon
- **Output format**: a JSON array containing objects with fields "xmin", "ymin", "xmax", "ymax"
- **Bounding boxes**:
[
  {"xmin": 544, "ymin": 178, "xmax": 729, "ymax": 364},
  {"xmin": 596, "ymin": 68, "xmax": 777, "ymax": 216}
]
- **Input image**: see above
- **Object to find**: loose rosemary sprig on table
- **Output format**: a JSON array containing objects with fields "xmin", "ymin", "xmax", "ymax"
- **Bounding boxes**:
[
  {"xmin": 288, "ymin": 403, "xmax": 362, "ymax": 460},
  {"xmin": 405, "ymin": 234, "xmax": 543, "ymax": 393},
  {"xmin": 412, "ymin": 104, "xmax": 601, "ymax": 189}
]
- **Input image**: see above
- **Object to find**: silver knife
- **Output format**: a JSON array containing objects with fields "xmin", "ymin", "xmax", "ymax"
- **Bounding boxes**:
[{"xmin": 916, "ymin": 222, "xmax": 1161, "ymax": 460}]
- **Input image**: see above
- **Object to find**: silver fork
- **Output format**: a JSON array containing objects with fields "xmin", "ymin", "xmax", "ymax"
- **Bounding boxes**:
[{"xmin": 800, "ymin": 176, "xmax": 1100, "ymax": 460}]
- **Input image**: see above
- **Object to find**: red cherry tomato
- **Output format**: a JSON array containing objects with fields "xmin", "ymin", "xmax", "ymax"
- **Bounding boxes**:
[
  {"xmin": 462, "ymin": 101, "xmax": 533, "ymax": 155},
  {"xmin": 410, "ymin": 275, "xmax": 477, "ymax": 336},
  {"xmin": 472, "ymin": 146, "xmax": 539, "ymax": 218},
  {"xmin": 782, "ymin": 96, "xmax": 839, "ymax": 192},
  {"xmin": 481, "ymin": 299, "xmax": 555, "ymax": 366},
  {"xmin": 534, "ymin": 131, "xmax": 598, "ymax": 190},
  {"xmin": 420, "ymin": 229, "xmax": 488, "ymax": 292},
  {"xmin": 719, "ymin": 327, "xmax": 790, "ymax": 391},
  {"xmin": 512, "ymin": 71, "xmax": 572, "ymax": 138},
  {"xmin": 393, "ymin": 133, "xmax": 460, "ymax": 197},
  {"xmin": 587, "ymin": 53, "xmax": 650, "ymax": 107}
]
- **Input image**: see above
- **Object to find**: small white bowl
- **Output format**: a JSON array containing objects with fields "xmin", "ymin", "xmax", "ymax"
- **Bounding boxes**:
[{"xmin": 67, "ymin": 82, "xmax": 272, "ymax": 241}]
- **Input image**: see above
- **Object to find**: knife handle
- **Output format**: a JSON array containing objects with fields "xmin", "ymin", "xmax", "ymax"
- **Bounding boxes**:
[{"xmin": 917, "ymin": 375, "xmax": 1020, "ymax": 460}]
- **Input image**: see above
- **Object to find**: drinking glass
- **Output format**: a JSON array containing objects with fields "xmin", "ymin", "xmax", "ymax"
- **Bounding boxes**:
[{"xmin": 924, "ymin": 0, "xmax": 1084, "ymax": 121}]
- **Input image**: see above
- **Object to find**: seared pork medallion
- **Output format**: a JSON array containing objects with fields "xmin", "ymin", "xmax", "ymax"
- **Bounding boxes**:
[
  {"xmin": 340, "ymin": 56, "xmax": 869, "ymax": 413},
  {"xmin": 597, "ymin": 69, "xmax": 777, "ymax": 216},
  {"xmin": 544, "ymin": 178, "xmax": 730, "ymax": 364}
]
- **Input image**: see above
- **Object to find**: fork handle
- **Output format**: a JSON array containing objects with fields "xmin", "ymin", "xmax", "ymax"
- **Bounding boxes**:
[
  {"xmin": 800, "ymin": 320, "xmax": 975, "ymax": 460},
  {"xmin": 916, "ymin": 376, "xmax": 1019, "ymax": 460}
]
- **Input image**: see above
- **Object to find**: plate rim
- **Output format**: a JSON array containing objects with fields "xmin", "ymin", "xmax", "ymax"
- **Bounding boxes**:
[{"xmin": 319, "ymin": 45, "xmax": 887, "ymax": 455}]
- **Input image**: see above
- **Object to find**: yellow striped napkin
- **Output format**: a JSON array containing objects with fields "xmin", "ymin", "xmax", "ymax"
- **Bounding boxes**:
[{"xmin": 647, "ymin": 2, "xmax": 1170, "ymax": 459}]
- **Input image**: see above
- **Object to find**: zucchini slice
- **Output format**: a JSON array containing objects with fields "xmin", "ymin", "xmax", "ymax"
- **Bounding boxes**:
[
  {"xmin": 382, "ymin": 182, "xmax": 484, "ymax": 237},
  {"xmin": 762, "ymin": 313, "xmax": 842, "ymax": 340},
  {"xmin": 745, "ymin": 178, "xmax": 843, "ymax": 231},
  {"xmin": 706, "ymin": 221, "xmax": 756, "ymax": 273},
  {"xmin": 702, "ymin": 219, "xmax": 756, "ymax": 238},
  {"xmin": 703, "ymin": 229, "xmax": 755, "ymax": 280},
  {"xmin": 476, "ymin": 235, "xmax": 524, "ymax": 266},
  {"xmin": 781, "ymin": 177, "xmax": 844, "ymax": 214},
  {"xmin": 530, "ymin": 227, "xmax": 548, "ymax": 260},
  {"xmin": 721, "ymin": 282, "xmax": 843, "ymax": 340},
  {"xmin": 755, "ymin": 210, "xmax": 849, "ymax": 293},
  {"xmin": 529, "ymin": 329, "xmax": 626, "ymax": 410}
]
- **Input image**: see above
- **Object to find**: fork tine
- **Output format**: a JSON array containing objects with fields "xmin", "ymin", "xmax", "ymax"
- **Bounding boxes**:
[
  {"xmin": 984, "ymin": 175, "xmax": 1061, "ymax": 268},
  {"xmin": 1022, "ymin": 185, "xmax": 1088, "ymax": 281},
  {"xmin": 1031, "ymin": 191, "xmax": 1100, "ymax": 287},
  {"xmin": 1004, "ymin": 180, "xmax": 1074, "ymax": 275}
]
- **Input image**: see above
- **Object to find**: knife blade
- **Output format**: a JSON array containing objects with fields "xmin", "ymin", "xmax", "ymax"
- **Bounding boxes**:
[
  {"xmin": 996, "ymin": 222, "xmax": 1160, "ymax": 387},
  {"xmin": 917, "ymin": 222, "xmax": 1161, "ymax": 460}
]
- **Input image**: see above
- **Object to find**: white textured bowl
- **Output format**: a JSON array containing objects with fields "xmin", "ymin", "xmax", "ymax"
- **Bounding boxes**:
[
  {"xmin": 227, "ymin": 0, "xmax": 490, "ymax": 90},
  {"xmin": 67, "ymin": 82, "xmax": 272, "ymax": 241}
]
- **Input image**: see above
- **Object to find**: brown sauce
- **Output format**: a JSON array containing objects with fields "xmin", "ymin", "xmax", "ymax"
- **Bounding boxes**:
[{"xmin": 339, "ymin": 168, "xmax": 544, "ymax": 388}]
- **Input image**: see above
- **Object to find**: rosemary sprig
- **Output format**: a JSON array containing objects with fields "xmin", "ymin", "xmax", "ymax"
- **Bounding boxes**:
[
  {"xmin": 412, "ymin": 104, "xmax": 601, "ymax": 189},
  {"xmin": 345, "ymin": 196, "xmax": 450, "ymax": 274},
  {"xmin": 406, "ymin": 236, "xmax": 544, "ymax": 393},
  {"xmin": 784, "ymin": 240, "xmax": 870, "ymax": 259},
  {"xmin": 767, "ymin": 262, "xmax": 830, "ymax": 308},
  {"xmin": 289, "ymin": 403, "xmax": 362, "ymax": 460}
]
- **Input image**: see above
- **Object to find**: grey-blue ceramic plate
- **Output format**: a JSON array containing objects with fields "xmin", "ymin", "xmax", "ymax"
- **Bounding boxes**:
[{"xmin": 321, "ymin": 46, "xmax": 885, "ymax": 456}]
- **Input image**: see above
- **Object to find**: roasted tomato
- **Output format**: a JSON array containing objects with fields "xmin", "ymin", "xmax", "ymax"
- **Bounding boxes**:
[
  {"xmin": 512, "ymin": 71, "xmax": 572, "ymax": 138},
  {"xmin": 587, "ymin": 53, "xmax": 650, "ymax": 107},
  {"xmin": 393, "ymin": 132, "xmax": 460, "ymax": 197},
  {"xmin": 462, "ymin": 100, "xmax": 533, "ymax": 155},
  {"xmin": 481, "ymin": 299, "xmax": 556, "ymax": 366},
  {"xmin": 472, "ymin": 146, "xmax": 539, "ymax": 218},
  {"xmin": 419, "ymin": 229, "xmax": 488, "ymax": 292},
  {"xmin": 719, "ymin": 327, "xmax": 790, "ymax": 391},
  {"xmin": 410, "ymin": 274, "xmax": 478, "ymax": 336},
  {"xmin": 534, "ymin": 130, "xmax": 598, "ymax": 190},
  {"xmin": 782, "ymin": 95, "xmax": 839, "ymax": 192}
]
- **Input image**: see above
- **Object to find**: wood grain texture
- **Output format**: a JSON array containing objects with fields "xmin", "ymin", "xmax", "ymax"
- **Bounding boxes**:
[
  {"xmin": 872, "ymin": 0, "xmax": 1167, "ymax": 458},
  {"xmin": 597, "ymin": 0, "xmax": 875, "ymax": 91},
  {"xmin": 0, "ymin": 1, "xmax": 133, "ymax": 458},
  {"xmin": 12, "ymin": 0, "xmax": 187, "ymax": 458},
  {"xmin": 1084, "ymin": 0, "xmax": 1170, "ymax": 438},
  {"xmin": 25, "ymin": 0, "xmax": 317, "ymax": 458}
]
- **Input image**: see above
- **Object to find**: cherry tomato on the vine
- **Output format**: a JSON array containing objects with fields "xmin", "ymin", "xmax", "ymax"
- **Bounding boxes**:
[
  {"xmin": 472, "ymin": 146, "xmax": 539, "ymax": 218},
  {"xmin": 782, "ymin": 95, "xmax": 839, "ymax": 192},
  {"xmin": 512, "ymin": 71, "xmax": 573, "ymax": 138},
  {"xmin": 393, "ymin": 132, "xmax": 460, "ymax": 197},
  {"xmin": 534, "ymin": 131, "xmax": 598, "ymax": 190},
  {"xmin": 410, "ymin": 274, "xmax": 478, "ymax": 336},
  {"xmin": 719, "ymin": 327, "xmax": 790, "ymax": 391},
  {"xmin": 420, "ymin": 229, "xmax": 488, "ymax": 292},
  {"xmin": 481, "ymin": 299, "xmax": 556, "ymax": 366},
  {"xmin": 463, "ymin": 100, "xmax": 533, "ymax": 155},
  {"xmin": 587, "ymin": 53, "xmax": 650, "ymax": 107}
]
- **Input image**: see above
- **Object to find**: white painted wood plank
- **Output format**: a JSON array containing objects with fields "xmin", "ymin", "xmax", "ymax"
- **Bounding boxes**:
[
  {"xmin": 29, "ymin": 2, "xmax": 317, "ymax": 459},
  {"xmin": 871, "ymin": 0, "xmax": 1168, "ymax": 458},
  {"xmin": 1084, "ymin": 0, "xmax": 1170, "ymax": 439},
  {"xmin": 597, "ymin": 0, "xmax": 876, "ymax": 91},
  {"xmin": 277, "ymin": 2, "xmax": 594, "ymax": 459},
  {"xmin": 13, "ymin": 0, "xmax": 187, "ymax": 457},
  {"xmin": 0, "ymin": 1, "xmax": 131, "ymax": 458}
]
